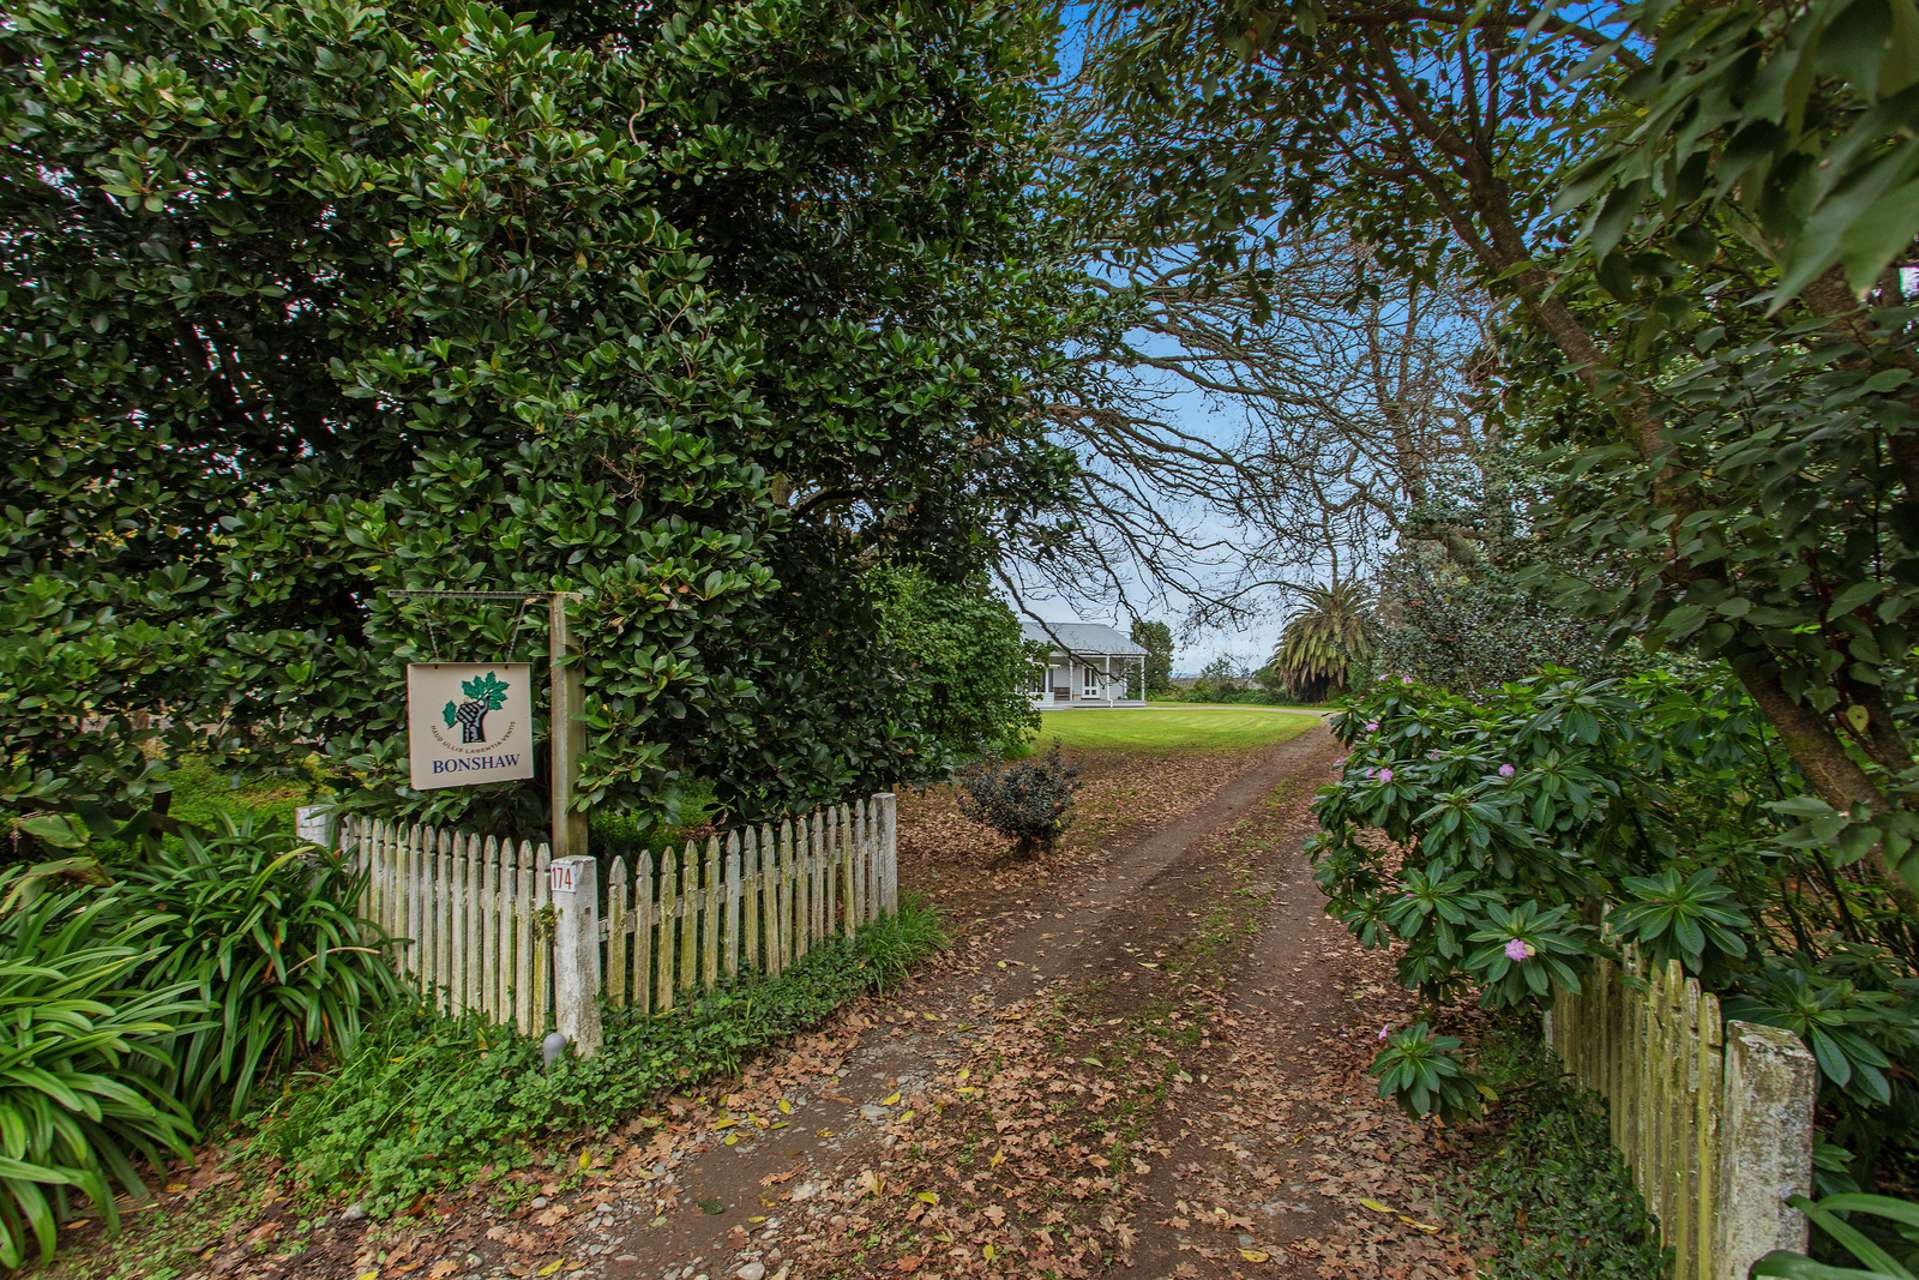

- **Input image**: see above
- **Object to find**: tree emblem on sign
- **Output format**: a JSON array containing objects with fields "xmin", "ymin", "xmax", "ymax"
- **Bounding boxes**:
[{"xmin": 442, "ymin": 670, "xmax": 510, "ymax": 745}]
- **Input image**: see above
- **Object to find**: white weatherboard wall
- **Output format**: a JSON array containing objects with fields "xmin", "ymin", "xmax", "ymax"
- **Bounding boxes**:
[{"xmin": 339, "ymin": 792, "xmax": 899, "ymax": 1054}]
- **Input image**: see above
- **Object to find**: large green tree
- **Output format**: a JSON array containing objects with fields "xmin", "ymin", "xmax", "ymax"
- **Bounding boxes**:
[
  {"xmin": 1083, "ymin": 0, "xmax": 1919, "ymax": 921},
  {"xmin": 1129, "ymin": 618, "xmax": 1175, "ymax": 693},
  {"xmin": 869, "ymin": 566, "xmax": 1039, "ymax": 765},
  {"xmin": 0, "ymin": 0, "xmax": 1077, "ymax": 848}
]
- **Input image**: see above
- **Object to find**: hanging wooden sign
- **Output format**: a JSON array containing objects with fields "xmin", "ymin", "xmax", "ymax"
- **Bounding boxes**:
[{"xmin": 406, "ymin": 663, "xmax": 536, "ymax": 790}]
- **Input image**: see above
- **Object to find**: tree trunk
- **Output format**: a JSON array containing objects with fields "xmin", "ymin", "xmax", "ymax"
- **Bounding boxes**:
[{"xmin": 1734, "ymin": 664, "xmax": 1919, "ymax": 922}]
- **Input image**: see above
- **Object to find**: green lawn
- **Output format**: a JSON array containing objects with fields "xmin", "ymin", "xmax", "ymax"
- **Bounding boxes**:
[{"xmin": 1027, "ymin": 706, "xmax": 1323, "ymax": 753}]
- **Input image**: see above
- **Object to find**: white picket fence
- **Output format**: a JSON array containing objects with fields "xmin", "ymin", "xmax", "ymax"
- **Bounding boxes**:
[
  {"xmin": 602, "ymin": 797, "xmax": 898, "ymax": 1015},
  {"xmin": 338, "ymin": 792, "xmax": 899, "ymax": 1047},
  {"xmin": 347, "ymin": 821, "xmax": 558, "ymax": 1035}
]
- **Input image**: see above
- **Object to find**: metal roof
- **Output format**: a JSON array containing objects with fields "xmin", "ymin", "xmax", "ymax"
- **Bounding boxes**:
[{"xmin": 1018, "ymin": 619, "xmax": 1146, "ymax": 656}]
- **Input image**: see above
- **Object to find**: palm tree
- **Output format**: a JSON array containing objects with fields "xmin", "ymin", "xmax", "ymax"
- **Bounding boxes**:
[{"xmin": 1269, "ymin": 581, "xmax": 1375, "ymax": 702}]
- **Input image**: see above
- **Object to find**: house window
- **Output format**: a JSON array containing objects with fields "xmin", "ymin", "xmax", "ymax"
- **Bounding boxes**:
[
  {"xmin": 1083, "ymin": 662, "xmax": 1101, "ymax": 696},
  {"xmin": 1031, "ymin": 662, "xmax": 1049, "ymax": 696}
]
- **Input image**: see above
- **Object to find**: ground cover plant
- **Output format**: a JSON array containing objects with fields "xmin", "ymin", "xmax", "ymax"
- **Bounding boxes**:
[
  {"xmin": 1445, "ymin": 1018, "xmax": 1668, "ymax": 1280},
  {"xmin": 0, "ymin": 819, "xmax": 395, "ymax": 1266},
  {"xmin": 1756, "ymin": 1192, "xmax": 1919, "ymax": 1276},
  {"xmin": 0, "ymin": 885, "xmax": 203, "ymax": 1269},
  {"xmin": 256, "ymin": 899, "xmax": 945, "ymax": 1216},
  {"xmin": 122, "ymin": 819, "xmax": 400, "ymax": 1122}
]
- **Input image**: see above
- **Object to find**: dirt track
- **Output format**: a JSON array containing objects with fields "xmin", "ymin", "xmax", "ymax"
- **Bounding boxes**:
[{"xmin": 495, "ymin": 725, "xmax": 1480, "ymax": 1279}]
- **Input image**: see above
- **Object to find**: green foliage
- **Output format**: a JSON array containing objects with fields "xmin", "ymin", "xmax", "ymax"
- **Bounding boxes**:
[
  {"xmin": 1313, "ymin": 670, "xmax": 1816, "ymax": 1003},
  {"xmin": 0, "ymin": 816, "xmax": 393, "ymax": 1262},
  {"xmin": 867, "ymin": 567, "xmax": 1040, "ymax": 767},
  {"xmin": 1608, "ymin": 867, "xmax": 1751, "ymax": 982},
  {"xmin": 1755, "ymin": 1193, "xmax": 1919, "ymax": 1278},
  {"xmin": 257, "ymin": 898, "xmax": 944, "ymax": 1215},
  {"xmin": 1726, "ymin": 954, "xmax": 1918, "ymax": 1111},
  {"xmin": 1523, "ymin": 0, "xmax": 1919, "ymax": 918},
  {"xmin": 1446, "ymin": 1020, "xmax": 1669, "ymax": 1280},
  {"xmin": 1188, "ymin": 653, "xmax": 1255, "ymax": 703},
  {"xmin": 1082, "ymin": 0, "xmax": 1919, "ymax": 952},
  {"xmin": 956, "ymin": 745, "xmax": 1081, "ymax": 858},
  {"xmin": 1269, "ymin": 581, "xmax": 1374, "ymax": 701},
  {"xmin": 1129, "ymin": 620, "xmax": 1175, "ymax": 695},
  {"xmin": 1318, "ymin": 668, "xmax": 1919, "ymax": 1179},
  {"xmin": 1372, "ymin": 458, "xmax": 1621, "ymax": 694},
  {"xmin": 588, "ymin": 783, "xmax": 718, "ymax": 865},
  {"xmin": 121, "ymin": 818, "xmax": 400, "ymax": 1121},
  {"xmin": 146, "ymin": 761, "xmax": 324, "ymax": 850},
  {"xmin": 0, "ymin": 0, "xmax": 1078, "ymax": 850},
  {"xmin": 0, "ymin": 881, "xmax": 202, "ymax": 1269},
  {"xmin": 1368, "ymin": 1022, "xmax": 1485, "ymax": 1124},
  {"xmin": 1465, "ymin": 902, "xmax": 1592, "ymax": 1009},
  {"xmin": 1522, "ymin": 293, "xmax": 1919, "ymax": 901},
  {"xmin": 1562, "ymin": 0, "xmax": 1919, "ymax": 311}
]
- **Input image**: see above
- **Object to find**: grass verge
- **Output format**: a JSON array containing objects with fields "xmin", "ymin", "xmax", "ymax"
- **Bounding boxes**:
[
  {"xmin": 1024, "ymin": 707, "xmax": 1320, "ymax": 754},
  {"xmin": 250, "ymin": 897, "xmax": 945, "ymax": 1217},
  {"xmin": 1446, "ymin": 1016, "xmax": 1669, "ymax": 1279}
]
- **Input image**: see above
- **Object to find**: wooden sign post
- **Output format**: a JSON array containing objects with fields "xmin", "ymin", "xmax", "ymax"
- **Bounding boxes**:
[{"xmin": 549, "ymin": 593, "xmax": 588, "ymax": 860}]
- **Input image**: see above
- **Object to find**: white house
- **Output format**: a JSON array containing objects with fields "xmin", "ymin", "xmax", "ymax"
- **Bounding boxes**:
[{"xmin": 1020, "ymin": 620, "xmax": 1148, "ymax": 709}]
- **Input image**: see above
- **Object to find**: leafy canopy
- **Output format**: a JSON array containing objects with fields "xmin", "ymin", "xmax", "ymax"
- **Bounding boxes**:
[{"xmin": 1, "ymin": 0, "xmax": 1079, "ymax": 846}]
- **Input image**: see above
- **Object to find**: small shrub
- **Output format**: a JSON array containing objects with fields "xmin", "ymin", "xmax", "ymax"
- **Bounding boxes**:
[
  {"xmin": 956, "ymin": 744, "xmax": 1081, "ymax": 858},
  {"xmin": 1446, "ymin": 1019, "xmax": 1668, "ymax": 1279}
]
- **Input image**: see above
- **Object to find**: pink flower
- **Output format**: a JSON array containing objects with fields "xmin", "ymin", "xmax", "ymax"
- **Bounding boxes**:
[
  {"xmin": 1498, "ymin": 763, "xmax": 1516, "ymax": 778},
  {"xmin": 1504, "ymin": 938, "xmax": 1534, "ymax": 963},
  {"xmin": 1365, "ymin": 721, "xmax": 1380, "ymax": 733},
  {"xmin": 1400, "ymin": 675, "xmax": 1413, "ymax": 685},
  {"xmin": 1363, "ymin": 766, "xmax": 1377, "ymax": 779},
  {"xmin": 1378, "ymin": 1024, "xmax": 1391, "ymax": 1042},
  {"xmin": 1378, "ymin": 768, "xmax": 1394, "ymax": 783}
]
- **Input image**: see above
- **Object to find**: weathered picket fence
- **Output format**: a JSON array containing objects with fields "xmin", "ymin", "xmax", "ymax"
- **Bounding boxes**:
[
  {"xmin": 1544, "ymin": 945, "xmax": 1817, "ymax": 1280},
  {"xmin": 337, "ymin": 792, "xmax": 899, "ymax": 1051},
  {"xmin": 347, "ymin": 821, "xmax": 557, "ymax": 1034},
  {"xmin": 601, "ymin": 797, "xmax": 898, "ymax": 1015}
]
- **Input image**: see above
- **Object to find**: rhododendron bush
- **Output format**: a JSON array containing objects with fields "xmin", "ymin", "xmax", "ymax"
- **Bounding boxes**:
[{"xmin": 1311, "ymin": 670, "xmax": 1919, "ymax": 1179}]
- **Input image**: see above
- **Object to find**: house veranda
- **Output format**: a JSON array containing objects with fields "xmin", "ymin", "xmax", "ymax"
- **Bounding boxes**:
[{"xmin": 1020, "ymin": 620, "xmax": 1147, "ymax": 709}]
